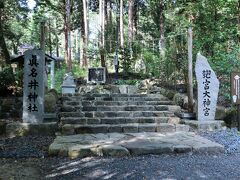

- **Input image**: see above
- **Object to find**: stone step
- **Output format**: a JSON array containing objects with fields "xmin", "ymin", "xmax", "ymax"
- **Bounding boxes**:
[
  {"xmin": 61, "ymin": 117, "xmax": 178, "ymax": 125},
  {"xmin": 63, "ymin": 105, "xmax": 171, "ymax": 112},
  {"xmin": 62, "ymin": 93, "xmax": 166, "ymax": 98},
  {"xmin": 61, "ymin": 105, "xmax": 180, "ymax": 112},
  {"xmin": 60, "ymin": 111, "xmax": 175, "ymax": 118},
  {"xmin": 49, "ymin": 132, "xmax": 224, "ymax": 158},
  {"xmin": 66, "ymin": 100, "xmax": 174, "ymax": 106},
  {"xmin": 60, "ymin": 112, "xmax": 85, "ymax": 118},
  {"xmin": 62, "ymin": 96, "xmax": 168, "ymax": 102},
  {"xmin": 61, "ymin": 123, "xmax": 190, "ymax": 135},
  {"xmin": 83, "ymin": 105, "xmax": 180, "ymax": 112}
]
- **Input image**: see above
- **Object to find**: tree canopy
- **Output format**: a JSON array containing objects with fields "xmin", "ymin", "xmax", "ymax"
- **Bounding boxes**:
[{"xmin": 0, "ymin": 0, "xmax": 239, "ymax": 101}]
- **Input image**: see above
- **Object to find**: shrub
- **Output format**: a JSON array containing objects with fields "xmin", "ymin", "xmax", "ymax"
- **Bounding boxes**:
[{"xmin": 0, "ymin": 66, "xmax": 16, "ymax": 95}]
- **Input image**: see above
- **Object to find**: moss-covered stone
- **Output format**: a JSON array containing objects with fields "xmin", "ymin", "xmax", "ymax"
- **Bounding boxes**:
[{"xmin": 173, "ymin": 93, "xmax": 185, "ymax": 108}]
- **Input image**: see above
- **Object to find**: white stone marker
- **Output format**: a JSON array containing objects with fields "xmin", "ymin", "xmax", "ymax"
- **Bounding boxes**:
[
  {"xmin": 62, "ymin": 72, "xmax": 76, "ymax": 94},
  {"xmin": 195, "ymin": 53, "xmax": 219, "ymax": 121},
  {"xmin": 23, "ymin": 49, "xmax": 45, "ymax": 123}
]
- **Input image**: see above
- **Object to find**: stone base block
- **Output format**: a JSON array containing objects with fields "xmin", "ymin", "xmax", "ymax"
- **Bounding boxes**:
[
  {"xmin": 6, "ymin": 122, "xmax": 58, "ymax": 137},
  {"xmin": 181, "ymin": 120, "xmax": 225, "ymax": 131}
]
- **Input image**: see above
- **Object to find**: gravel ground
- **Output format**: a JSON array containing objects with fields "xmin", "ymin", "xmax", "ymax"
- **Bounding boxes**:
[
  {"xmin": 0, "ymin": 136, "xmax": 55, "ymax": 158},
  {"xmin": 200, "ymin": 128, "xmax": 240, "ymax": 154},
  {"xmin": 1, "ymin": 129, "xmax": 240, "ymax": 179}
]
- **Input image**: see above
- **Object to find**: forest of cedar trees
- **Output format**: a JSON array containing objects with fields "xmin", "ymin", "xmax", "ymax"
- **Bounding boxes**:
[{"xmin": 0, "ymin": 0, "xmax": 239, "ymax": 104}]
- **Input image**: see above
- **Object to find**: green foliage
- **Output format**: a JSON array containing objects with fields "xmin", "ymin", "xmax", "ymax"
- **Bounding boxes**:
[
  {"xmin": 50, "ymin": 62, "xmax": 87, "ymax": 93},
  {"xmin": 72, "ymin": 62, "xmax": 87, "ymax": 77},
  {"xmin": 209, "ymin": 46, "xmax": 240, "ymax": 103},
  {"xmin": 0, "ymin": 1, "xmax": 4, "ymax": 9},
  {"xmin": 53, "ymin": 64, "xmax": 67, "ymax": 93},
  {"xmin": 1, "ymin": 0, "xmax": 30, "ymax": 49},
  {"xmin": 14, "ymin": 68, "xmax": 23, "ymax": 87},
  {"xmin": 119, "ymin": 41, "xmax": 142, "ymax": 73},
  {"xmin": 0, "ymin": 66, "xmax": 15, "ymax": 95},
  {"xmin": 0, "ymin": 0, "xmax": 239, "ymax": 106},
  {"xmin": 143, "ymin": 51, "xmax": 160, "ymax": 77},
  {"xmin": 115, "ymin": 79, "xmax": 140, "ymax": 85}
]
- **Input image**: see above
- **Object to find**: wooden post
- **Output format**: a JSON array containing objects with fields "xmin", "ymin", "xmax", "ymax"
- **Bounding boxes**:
[
  {"xmin": 50, "ymin": 60, "xmax": 55, "ymax": 89},
  {"xmin": 238, "ymin": 105, "xmax": 240, "ymax": 131},
  {"xmin": 187, "ymin": 27, "xmax": 194, "ymax": 113}
]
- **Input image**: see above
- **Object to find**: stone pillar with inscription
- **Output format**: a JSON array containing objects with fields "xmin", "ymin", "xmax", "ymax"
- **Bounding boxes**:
[
  {"xmin": 195, "ymin": 53, "xmax": 219, "ymax": 122},
  {"xmin": 23, "ymin": 50, "xmax": 45, "ymax": 123}
]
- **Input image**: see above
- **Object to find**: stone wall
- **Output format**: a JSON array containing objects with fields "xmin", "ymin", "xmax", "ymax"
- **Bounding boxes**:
[
  {"xmin": 158, "ymin": 87, "xmax": 236, "ymax": 128},
  {"xmin": 78, "ymin": 85, "xmax": 138, "ymax": 94},
  {"xmin": 0, "ymin": 90, "xmax": 60, "ymax": 119}
]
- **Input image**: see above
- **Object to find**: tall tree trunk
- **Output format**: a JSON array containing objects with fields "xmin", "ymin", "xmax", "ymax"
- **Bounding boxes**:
[
  {"xmin": 159, "ymin": 1, "xmax": 165, "ymax": 52},
  {"xmin": 82, "ymin": 0, "xmax": 88, "ymax": 67},
  {"xmin": 187, "ymin": 27, "xmax": 194, "ymax": 113},
  {"xmin": 63, "ymin": 0, "xmax": 72, "ymax": 71},
  {"xmin": 120, "ymin": 0, "xmax": 124, "ymax": 48},
  {"xmin": 66, "ymin": 0, "xmax": 72, "ymax": 71},
  {"xmin": 0, "ymin": 8, "xmax": 10, "ymax": 65},
  {"xmin": 107, "ymin": 0, "xmax": 112, "ymax": 25},
  {"xmin": 238, "ymin": 0, "xmax": 240, "ymax": 43},
  {"xmin": 104, "ymin": 0, "xmax": 108, "ymax": 25},
  {"xmin": 128, "ymin": 0, "xmax": 134, "ymax": 48},
  {"xmin": 63, "ymin": 9, "xmax": 68, "ymax": 67},
  {"xmin": 133, "ymin": 1, "xmax": 138, "ymax": 37},
  {"xmin": 102, "ymin": 0, "xmax": 105, "ymax": 48},
  {"xmin": 107, "ymin": 0, "xmax": 112, "ymax": 51},
  {"xmin": 48, "ymin": 19, "xmax": 52, "ymax": 55},
  {"xmin": 55, "ymin": 19, "xmax": 59, "ymax": 57},
  {"xmin": 99, "ymin": 0, "xmax": 106, "ymax": 67},
  {"xmin": 159, "ymin": 0, "xmax": 165, "ymax": 52},
  {"xmin": 75, "ymin": 30, "xmax": 78, "ymax": 61},
  {"xmin": 40, "ymin": 21, "xmax": 46, "ymax": 51},
  {"xmin": 64, "ymin": 2, "xmax": 68, "ymax": 65}
]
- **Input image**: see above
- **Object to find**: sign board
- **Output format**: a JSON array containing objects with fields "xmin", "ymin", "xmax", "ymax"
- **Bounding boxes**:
[
  {"xmin": 23, "ymin": 50, "xmax": 45, "ymax": 123},
  {"xmin": 87, "ymin": 67, "xmax": 106, "ymax": 84},
  {"xmin": 231, "ymin": 72, "xmax": 240, "ymax": 104}
]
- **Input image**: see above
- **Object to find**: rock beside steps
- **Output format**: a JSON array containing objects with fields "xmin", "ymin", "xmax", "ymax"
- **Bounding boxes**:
[{"xmin": 59, "ymin": 93, "xmax": 190, "ymax": 135}]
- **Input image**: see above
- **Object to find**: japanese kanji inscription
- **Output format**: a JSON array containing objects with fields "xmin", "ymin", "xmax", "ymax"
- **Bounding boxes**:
[{"xmin": 23, "ymin": 50, "xmax": 45, "ymax": 123}]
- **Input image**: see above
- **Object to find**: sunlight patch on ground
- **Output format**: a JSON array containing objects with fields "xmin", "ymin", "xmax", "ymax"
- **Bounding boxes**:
[{"xmin": 45, "ymin": 157, "xmax": 114, "ymax": 178}]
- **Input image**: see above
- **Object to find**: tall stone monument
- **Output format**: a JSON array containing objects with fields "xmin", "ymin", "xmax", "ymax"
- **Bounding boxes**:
[
  {"xmin": 23, "ymin": 49, "xmax": 45, "ymax": 123},
  {"xmin": 195, "ymin": 53, "xmax": 219, "ymax": 121}
]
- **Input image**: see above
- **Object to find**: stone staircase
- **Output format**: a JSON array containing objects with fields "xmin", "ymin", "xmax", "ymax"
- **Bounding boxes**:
[
  {"xmin": 59, "ymin": 93, "xmax": 190, "ymax": 135},
  {"xmin": 49, "ymin": 92, "xmax": 224, "ymax": 158}
]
